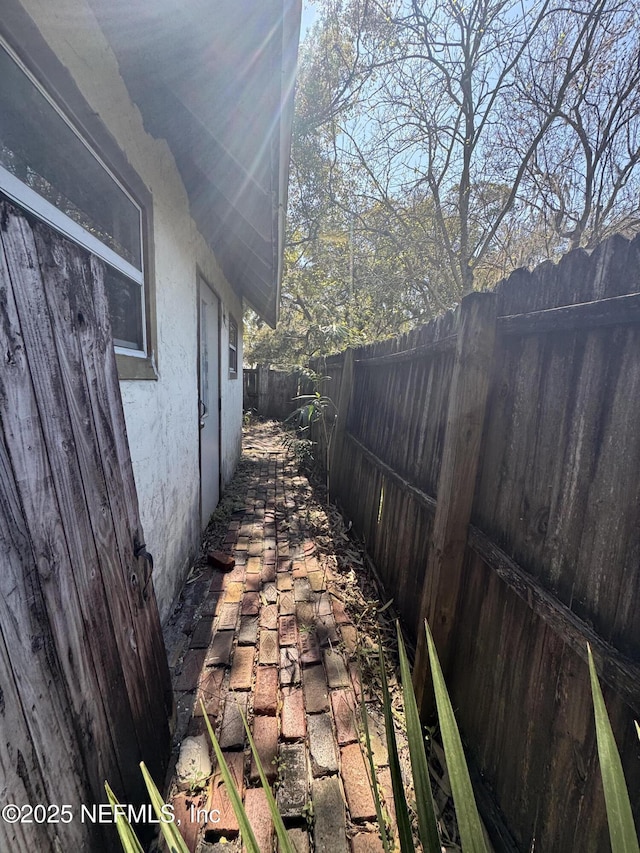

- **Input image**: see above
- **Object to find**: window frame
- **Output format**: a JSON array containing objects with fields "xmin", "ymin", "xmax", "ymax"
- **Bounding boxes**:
[
  {"xmin": 228, "ymin": 315, "xmax": 239, "ymax": 379},
  {"xmin": 0, "ymin": 3, "xmax": 157, "ymax": 380}
]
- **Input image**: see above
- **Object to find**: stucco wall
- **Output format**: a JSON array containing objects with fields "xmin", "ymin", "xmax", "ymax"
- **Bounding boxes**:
[{"xmin": 21, "ymin": 0, "xmax": 244, "ymax": 621}]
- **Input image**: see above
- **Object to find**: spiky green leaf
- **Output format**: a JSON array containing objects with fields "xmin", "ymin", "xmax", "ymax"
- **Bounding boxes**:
[
  {"xmin": 139, "ymin": 763, "xmax": 191, "ymax": 853},
  {"xmin": 200, "ymin": 700, "xmax": 261, "ymax": 853},
  {"xmin": 424, "ymin": 619, "xmax": 488, "ymax": 853},
  {"xmin": 377, "ymin": 642, "xmax": 414, "ymax": 853},
  {"xmin": 587, "ymin": 645, "xmax": 640, "ymax": 853},
  {"xmin": 396, "ymin": 622, "xmax": 441, "ymax": 853},
  {"xmin": 239, "ymin": 704, "xmax": 296, "ymax": 853},
  {"xmin": 104, "ymin": 782, "xmax": 146, "ymax": 853}
]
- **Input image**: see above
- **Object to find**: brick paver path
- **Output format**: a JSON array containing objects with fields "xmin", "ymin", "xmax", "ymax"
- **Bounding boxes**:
[{"xmin": 166, "ymin": 425, "xmax": 393, "ymax": 853}]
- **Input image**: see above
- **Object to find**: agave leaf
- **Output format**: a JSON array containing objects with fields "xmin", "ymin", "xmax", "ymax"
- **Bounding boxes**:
[
  {"xmin": 396, "ymin": 622, "xmax": 441, "ymax": 853},
  {"xmin": 587, "ymin": 645, "xmax": 640, "ymax": 853},
  {"xmin": 376, "ymin": 642, "xmax": 414, "ymax": 853},
  {"xmin": 201, "ymin": 699, "xmax": 261, "ymax": 853},
  {"xmin": 104, "ymin": 782, "xmax": 146, "ymax": 853},
  {"xmin": 139, "ymin": 763, "xmax": 191, "ymax": 853},
  {"xmin": 357, "ymin": 664, "xmax": 393, "ymax": 853},
  {"xmin": 424, "ymin": 619, "xmax": 488, "ymax": 853},
  {"xmin": 238, "ymin": 705, "xmax": 295, "ymax": 853}
]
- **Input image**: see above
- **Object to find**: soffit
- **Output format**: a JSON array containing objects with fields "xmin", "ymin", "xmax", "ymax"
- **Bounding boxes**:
[{"xmin": 90, "ymin": 0, "xmax": 301, "ymax": 327}]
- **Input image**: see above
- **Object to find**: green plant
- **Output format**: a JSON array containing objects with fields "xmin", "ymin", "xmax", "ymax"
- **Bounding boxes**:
[
  {"xmin": 105, "ymin": 769, "xmax": 189, "ymax": 853},
  {"xmin": 284, "ymin": 372, "xmax": 337, "ymax": 499},
  {"xmin": 108, "ymin": 622, "xmax": 639, "ymax": 853},
  {"xmin": 587, "ymin": 645, "xmax": 640, "ymax": 853},
  {"xmin": 360, "ymin": 622, "xmax": 638, "ymax": 852}
]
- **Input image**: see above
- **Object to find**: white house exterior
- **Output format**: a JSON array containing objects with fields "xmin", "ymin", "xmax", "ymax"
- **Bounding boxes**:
[{"xmin": 1, "ymin": 0, "xmax": 300, "ymax": 620}]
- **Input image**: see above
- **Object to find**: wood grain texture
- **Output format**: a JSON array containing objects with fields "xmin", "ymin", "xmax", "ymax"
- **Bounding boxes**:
[
  {"xmin": 0, "ymin": 201, "xmax": 171, "ymax": 850},
  {"xmin": 318, "ymin": 231, "xmax": 640, "ymax": 848},
  {"xmin": 414, "ymin": 292, "xmax": 497, "ymax": 712},
  {"xmin": 2, "ymin": 209, "xmax": 141, "ymax": 796}
]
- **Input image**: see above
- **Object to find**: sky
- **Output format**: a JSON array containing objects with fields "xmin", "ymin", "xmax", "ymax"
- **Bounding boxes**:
[{"xmin": 300, "ymin": 0, "xmax": 318, "ymax": 41}]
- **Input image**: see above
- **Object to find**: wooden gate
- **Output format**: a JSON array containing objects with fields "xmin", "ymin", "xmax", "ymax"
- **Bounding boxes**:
[{"xmin": 0, "ymin": 200, "xmax": 172, "ymax": 851}]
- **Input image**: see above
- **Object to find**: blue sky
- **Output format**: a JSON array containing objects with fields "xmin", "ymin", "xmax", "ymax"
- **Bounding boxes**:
[{"xmin": 300, "ymin": 0, "xmax": 318, "ymax": 40}]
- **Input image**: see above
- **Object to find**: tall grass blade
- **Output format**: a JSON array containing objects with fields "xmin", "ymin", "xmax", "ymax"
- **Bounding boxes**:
[
  {"xmin": 587, "ymin": 645, "xmax": 640, "ymax": 853},
  {"xmin": 396, "ymin": 622, "xmax": 441, "ymax": 853},
  {"xmin": 201, "ymin": 700, "xmax": 261, "ymax": 853},
  {"xmin": 238, "ymin": 705, "xmax": 295, "ymax": 853},
  {"xmin": 635, "ymin": 721, "xmax": 640, "ymax": 744},
  {"xmin": 424, "ymin": 619, "xmax": 488, "ymax": 853},
  {"xmin": 104, "ymin": 782, "xmax": 145, "ymax": 853},
  {"xmin": 139, "ymin": 762, "xmax": 191, "ymax": 853},
  {"xmin": 376, "ymin": 642, "xmax": 414, "ymax": 853}
]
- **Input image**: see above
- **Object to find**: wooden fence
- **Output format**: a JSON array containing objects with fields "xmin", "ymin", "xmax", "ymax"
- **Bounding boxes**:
[
  {"xmin": 243, "ymin": 365, "xmax": 302, "ymax": 421},
  {"xmin": 314, "ymin": 233, "xmax": 640, "ymax": 851},
  {"xmin": 0, "ymin": 200, "xmax": 172, "ymax": 851}
]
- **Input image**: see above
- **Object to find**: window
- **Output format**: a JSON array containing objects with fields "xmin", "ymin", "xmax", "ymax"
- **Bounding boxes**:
[
  {"xmin": 0, "ymin": 37, "xmax": 154, "ymax": 370},
  {"xmin": 229, "ymin": 316, "xmax": 238, "ymax": 377}
]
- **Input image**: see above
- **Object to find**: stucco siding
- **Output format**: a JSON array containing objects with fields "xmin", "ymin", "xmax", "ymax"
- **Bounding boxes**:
[{"xmin": 21, "ymin": 0, "xmax": 244, "ymax": 621}]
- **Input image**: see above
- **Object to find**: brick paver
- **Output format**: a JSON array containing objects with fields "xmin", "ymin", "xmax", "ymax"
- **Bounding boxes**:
[
  {"xmin": 250, "ymin": 715, "xmax": 279, "ymax": 782},
  {"xmin": 238, "ymin": 615, "xmax": 259, "ymax": 645},
  {"xmin": 340, "ymin": 743, "xmax": 377, "ymax": 821},
  {"xmin": 276, "ymin": 742, "xmax": 308, "ymax": 819},
  {"xmin": 278, "ymin": 614, "xmax": 298, "ymax": 647},
  {"xmin": 324, "ymin": 648, "xmax": 350, "ymax": 688},
  {"xmin": 303, "ymin": 664, "xmax": 330, "ymax": 713},
  {"xmin": 172, "ymin": 791, "xmax": 205, "ymax": 853},
  {"xmin": 258, "ymin": 629, "xmax": 279, "ymax": 665},
  {"xmin": 351, "ymin": 832, "xmax": 386, "ymax": 853},
  {"xmin": 229, "ymin": 645, "xmax": 255, "ymax": 690},
  {"xmin": 313, "ymin": 776, "xmax": 348, "ymax": 853},
  {"xmin": 241, "ymin": 591, "xmax": 261, "ymax": 615},
  {"xmin": 280, "ymin": 646, "xmax": 300, "ymax": 686},
  {"xmin": 166, "ymin": 424, "xmax": 396, "ymax": 853},
  {"xmin": 193, "ymin": 667, "xmax": 225, "ymax": 718},
  {"xmin": 204, "ymin": 630, "xmax": 234, "ymax": 667},
  {"xmin": 243, "ymin": 787, "xmax": 274, "ymax": 852},
  {"xmin": 281, "ymin": 686, "xmax": 306, "ymax": 740},
  {"xmin": 189, "ymin": 617, "xmax": 215, "ymax": 649},
  {"xmin": 307, "ymin": 713, "xmax": 339, "ymax": 776},
  {"xmin": 206, "ymin": 751, "xmax": 244, "ymax": 836},
  {"xmin": 218, "ymin": 691, "xmax": 248, "ymax": 749},
  {"xmin": 254, "ymin": 666, "xmax": 278, "ymax": 715},
  {"xmin": 174, "ymin": 648, "xmax": 206, "ymax": 691},
  {"xmin": 331, "ymin": 688, "xmax": 359, "ymax": 744}
]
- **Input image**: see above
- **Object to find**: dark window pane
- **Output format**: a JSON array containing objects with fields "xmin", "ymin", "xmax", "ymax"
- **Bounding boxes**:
[
  {"xmin": 0, "ymin": 45, "xmax": 142, "ymax": 269},
  {"xmin": 104, "ymin": 266, "xmax": 143, "ymax": 350},
  {"xmin": 229, "ymin": 318, "xmax": 238, "ymax": 373}
]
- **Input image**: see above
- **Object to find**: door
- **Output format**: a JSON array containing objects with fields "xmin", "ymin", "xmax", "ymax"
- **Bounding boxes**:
[
  {"xmin": 0, "ymin": 199, "xmax": 172, "ymax": 851},
  {"xmin": 199, "ymin": 275, "xmax": 221, "ymax": 527}
]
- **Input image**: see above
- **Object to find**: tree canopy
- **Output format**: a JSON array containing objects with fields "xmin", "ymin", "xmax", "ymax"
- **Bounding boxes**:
[{"xmin": 245, "ymin": 0, "xmax": 640, "ymax": 369}]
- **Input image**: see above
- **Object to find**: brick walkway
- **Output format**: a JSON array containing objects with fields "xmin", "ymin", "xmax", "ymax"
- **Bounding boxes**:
[{"xmin": 164, "ymin": 424, "xmax": 394, "ymax": 853}]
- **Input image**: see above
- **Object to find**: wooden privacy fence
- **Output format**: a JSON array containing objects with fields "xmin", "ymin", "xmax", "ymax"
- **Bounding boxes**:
[
  {"xmin": 0, "ymin": 200, "xmax": 172, "ymax": 851},
  {"xmin": 315, "ymin": 233, "xmax": 640, "ymax": 852},
  {"xmin": 243, "ymin": 365, "xmax": 302, "ymax": 421}
]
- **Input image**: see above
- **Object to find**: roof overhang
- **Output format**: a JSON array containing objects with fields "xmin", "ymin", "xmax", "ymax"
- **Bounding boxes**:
[{"xmin": 90, "ymin": 0, "xmax": 301, "ymax": 327}]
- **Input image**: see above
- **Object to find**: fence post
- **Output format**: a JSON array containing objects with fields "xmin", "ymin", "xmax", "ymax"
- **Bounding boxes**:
[
  {"xmin": 330, "ymin": 348, "xmax": 354, "ymax": 499},
  {"xmin": 413, "ymin": 292, "xmax": 497, "ymax": 717}
]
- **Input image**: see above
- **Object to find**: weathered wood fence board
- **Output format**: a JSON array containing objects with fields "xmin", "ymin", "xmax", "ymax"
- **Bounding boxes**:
[
  {"xmin": 243, "ymin": 366, "xmax": 303, "ymax": 420},
  {"xmin": 0, "ymin": 201, "xmax": 172, "ymax": 851},
  {"xmin": 310, "ymin": 231, "xmax": 640, "ymax": 851}
]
